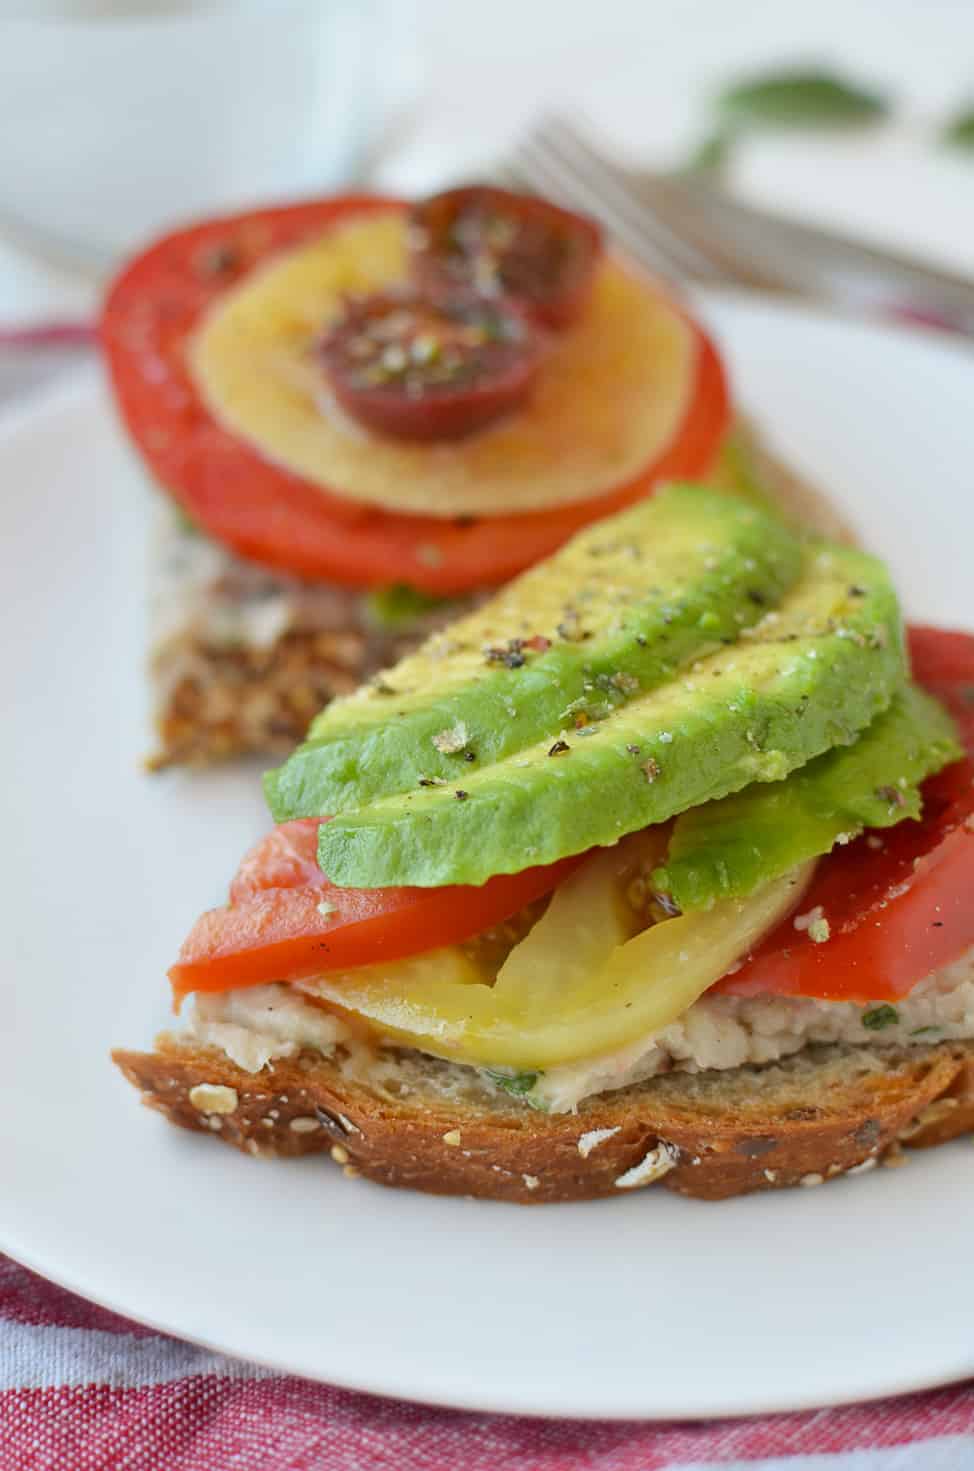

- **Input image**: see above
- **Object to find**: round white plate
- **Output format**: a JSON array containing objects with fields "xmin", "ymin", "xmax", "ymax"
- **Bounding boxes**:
[{"xmin": 1, "ymin": 298, "xmax": 972, "ymax": 1421}]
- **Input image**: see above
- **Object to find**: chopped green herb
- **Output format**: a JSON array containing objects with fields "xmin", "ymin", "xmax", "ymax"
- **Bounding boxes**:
[
  {"xmin": 173, "ymin": 505, "xmax": 201, "ymax": 536},
  {"xmin": 862, "ymin": 1004, "xmax": 900, "ymax": 1031},
  {"xmin": 484, "ymin": 1068, "xmax": 541, "ymax": 1098},
  {"xmin": 364, "ymin": 583, "xmax": 453, "ymax": 631},
  {"xmin": 942, "ymin": 104, "xmax": 974, "ymax": 151},
  {"xmin": 718, "ymin": 70, "xmax": 889, "ymax": 129},
  {"xmin": 195, "ymin": 241, "xmax": 242, "ymax": 278},
  {"xmin": 910, "ymin": 1026, "xmax": 941, "ymax": 1038},
  {"xmin": 703, "ymin": 430, "xmax": 777, "ymax": 514},
  {"xmin": 682, "ymin": 127, "xmax": 736, "ymax": 177}
]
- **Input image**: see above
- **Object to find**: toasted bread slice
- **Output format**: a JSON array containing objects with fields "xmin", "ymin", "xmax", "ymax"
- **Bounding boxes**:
[{"xmin": 113, "ymin": 1037, "xmax": 974, "ymax": 1203}]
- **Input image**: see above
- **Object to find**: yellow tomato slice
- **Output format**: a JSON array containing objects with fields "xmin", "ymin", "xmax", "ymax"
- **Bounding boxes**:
[
  {"xmin": 299, "ymin": 858, "xmax": 815, "ymax": 1070},
  {"xmin": 190, "ymin": 212, "xmax": 695, "ymax": 519},
  {"xmin": 493, "ymin": 830, "xmax": 664, "ymax": 1002}
]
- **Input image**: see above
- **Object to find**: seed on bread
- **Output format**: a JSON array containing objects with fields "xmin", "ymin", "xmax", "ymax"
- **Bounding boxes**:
[
  {"xmin": 882, "ymin": 1141, "xmax": 909, "ymax": 1168},
  {"xmin": 330, "ymin": 1145, "xmax": 350, "ymax": 1164},
  {"xmin": 289, "ymin": 1116, "xmax": 320, "ymax": 1134},
  {"xmin": 577, "ymin": 1126, "xmax": 620, "ymax": 1158},
  {"xmin": 614, "ymin": 1142, "xmax": 678, "ymax": 1189},
  {"xmin": 188, "ymin": 1083, "xmax": 238, "ymax": 1115}
]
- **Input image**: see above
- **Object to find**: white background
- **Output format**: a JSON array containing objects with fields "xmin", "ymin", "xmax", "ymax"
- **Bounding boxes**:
[
  {"xmin": 1, "ymin": 0, "xmax": 972, "ymax": 331},
  {"xmin": 398, "ymin": 0, "xmax": 973, "ymax": 268}
]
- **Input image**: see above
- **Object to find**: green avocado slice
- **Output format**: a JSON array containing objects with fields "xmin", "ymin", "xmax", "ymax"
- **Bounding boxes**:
[
  {"xmin": 653, "ymin": 684, "xmax": 961, "ymax": 912},
  {"xmin": 317, "ymin": 541, "xmax": 907, "ymax": 888},
  {"xmin": 264, "ymin": 485, "xmax": 802, "ymax": 821}
]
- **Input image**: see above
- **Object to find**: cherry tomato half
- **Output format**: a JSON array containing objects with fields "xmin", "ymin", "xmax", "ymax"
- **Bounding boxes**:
[
  {"xmin": 409, "ymin": 186, "xmax": 603, "ymax": 328},
  {"xmin": 320, "ymin": 289, "xmax": 542, "ymax": 441}
]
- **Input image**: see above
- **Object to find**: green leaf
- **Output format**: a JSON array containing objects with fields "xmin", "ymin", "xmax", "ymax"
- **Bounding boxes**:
[
  {"xmin": 862, "ymin": 1004, "xmax": 900, "ymax": 1031},
  {"xmin": 719, "ymin": 69, "xmax": 889, "ymax": 128},
  {"xmin": 484, "ymin": 1068, "xmax": 541, "ymax": 1097},
  {"xmin": 363, "ymin": 582, "xmax": 453, "ymax": 631},
  {"xmin": 172, "ymin": 504, "xmax": 201, "ymax": 536},
  {"xmin": 682, "ymin": 128, "xmax": 736, "ymax": 178},
  {"xmin": 703, "ymin": 429, "xmax": 777, "ymax": 514},
  {"xmin": 942, "ymin": 105, "xmax": 974, "ymax": 151}
]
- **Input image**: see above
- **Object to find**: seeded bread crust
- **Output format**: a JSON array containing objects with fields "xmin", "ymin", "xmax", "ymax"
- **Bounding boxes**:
[
  {"xmin": 112, "ymin": 1038, "xmax": 974, "ymax": 1203},
  {"xmin": 150, "ymin": 625, "xmax": 420, "ymax": 770}
]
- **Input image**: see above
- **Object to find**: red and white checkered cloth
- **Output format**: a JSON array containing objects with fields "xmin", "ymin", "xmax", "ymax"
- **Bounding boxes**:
[{"xmin": 3, "ymin": 1255, "xmax": 974, "ymax": 1470}]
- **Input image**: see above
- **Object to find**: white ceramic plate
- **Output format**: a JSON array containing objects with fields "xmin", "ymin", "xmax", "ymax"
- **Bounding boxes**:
[{"xmin": 2, "ymin": 298, "xmax": 972, "ymax": 1421}]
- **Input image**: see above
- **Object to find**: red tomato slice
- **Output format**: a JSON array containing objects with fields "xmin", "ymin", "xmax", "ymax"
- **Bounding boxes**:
[
  {"xmin": 720, "ymin": 626, "xmax": 974, "ymax": 1003},
  {"xmin": 170, "ymin": 818, "xmax": 584, "ymax": 998},
  {"xmin": 101, "ymin": 196, "xmax": 729, "ymax": 596}
]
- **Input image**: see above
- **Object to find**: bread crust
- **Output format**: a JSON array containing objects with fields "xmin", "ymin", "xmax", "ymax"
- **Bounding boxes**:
[{"xmin": 112, "ymin": 1037, "xmax": 974, "ymax": 1203}]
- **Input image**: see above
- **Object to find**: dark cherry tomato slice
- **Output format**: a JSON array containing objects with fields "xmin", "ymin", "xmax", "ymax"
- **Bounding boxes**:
[
  {"xmin": 719, "ymin": 627, "xmax": 974, "ymax": 1004},
  {"xmin": 170, "ymin": 818, "xmax": 585, "ymax": 997},
  {"xmin": 409, "ymin": 186, "xmax": 603, "ymax": 328},
  {"xmin": 320, "ymin": 289, "xmax": 542, "ymax": 441}
]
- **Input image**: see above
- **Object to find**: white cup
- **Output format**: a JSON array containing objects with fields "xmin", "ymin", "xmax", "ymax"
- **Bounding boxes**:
[{"xmin": 0, "ymin": 0, "xmax": 389, "ymax": 267}]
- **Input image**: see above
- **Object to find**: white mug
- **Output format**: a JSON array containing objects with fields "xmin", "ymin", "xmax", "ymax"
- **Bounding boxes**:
[{"xmin": 0, "ymin": 0, "xmax": 399, "ymax": 267}]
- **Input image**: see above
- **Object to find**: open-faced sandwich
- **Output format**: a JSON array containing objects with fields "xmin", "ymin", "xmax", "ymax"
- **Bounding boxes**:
[
  {"xmin": 103, "ymin": 185, "xmax": 753, "ymax": 767},
  {"xmin": 115, "ymin": 479, "xmax": 974, "ymax": 1202}
]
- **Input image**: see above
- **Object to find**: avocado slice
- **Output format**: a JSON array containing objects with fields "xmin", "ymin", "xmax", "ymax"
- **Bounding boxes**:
[
  {"xmin": 316, "ymin": 541, "xmax": 906, "ymax": 888},
  {"xmin": 265, "ymin": 485, "xmax": 802, "ymax": 820},
  {"xmin": 653, "ymin": 683, "xmax": 961, "ymax": 911}
]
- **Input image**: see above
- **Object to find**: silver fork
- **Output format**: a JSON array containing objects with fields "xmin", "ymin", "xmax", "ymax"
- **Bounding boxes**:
[{"xmin": 505, "ymin": 115, "xmax": 974, "ymax": 335}]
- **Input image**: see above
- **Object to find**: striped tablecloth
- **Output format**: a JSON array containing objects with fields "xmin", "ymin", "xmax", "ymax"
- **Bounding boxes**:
[{"xmin": 3, "ymin": 1254, "xmax": 973, "ymax": 1470}]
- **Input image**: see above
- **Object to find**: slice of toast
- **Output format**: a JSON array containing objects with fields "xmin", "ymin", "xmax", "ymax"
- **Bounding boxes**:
[
  {"xmin": 113, "ymin": 1037, "xmax": 974, "ymax": 1203},
  {"xmin": 147, "ymin": 512, "xmax": 472, "ymax": 769}
]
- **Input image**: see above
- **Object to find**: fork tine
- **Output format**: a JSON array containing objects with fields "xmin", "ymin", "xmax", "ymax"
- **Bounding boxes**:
[
  {"xmin": 509, "ymin": 135, "xmax": 684, "ymax": 286},
  {"xmin": 546, "ymin": 118, "xmax": 793, "ymax": 291},
  {"xmin": 529, "ymin": 116, "xmax": 728, "ymax": 284},
  {"xmin": 509, "ymin": 135, "xmax": 677, "ymax": 281}
]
